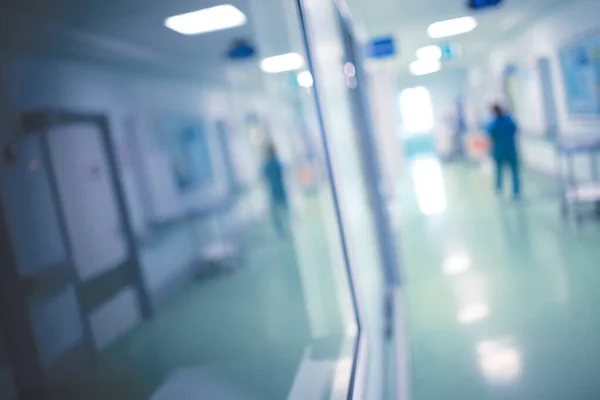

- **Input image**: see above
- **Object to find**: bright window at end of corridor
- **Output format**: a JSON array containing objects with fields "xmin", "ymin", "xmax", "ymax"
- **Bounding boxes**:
[{"xmin": 399, "ymin": 86, "xmax": 434, "ymax": 135}]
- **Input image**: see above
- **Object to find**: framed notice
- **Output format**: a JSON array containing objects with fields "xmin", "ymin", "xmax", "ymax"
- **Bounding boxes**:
[
  {"xmin": 559, "ymin": 31, "xmax": 600, "ymax": 116},
  {"xmin": 157, "ymin": 117, "xmax": 213, "ymax": 191}
]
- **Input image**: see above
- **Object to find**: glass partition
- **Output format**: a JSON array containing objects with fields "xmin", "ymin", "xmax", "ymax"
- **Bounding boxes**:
[{"xmin": 0, "ymin": 0, "xmax": 394, "ymax": 399}]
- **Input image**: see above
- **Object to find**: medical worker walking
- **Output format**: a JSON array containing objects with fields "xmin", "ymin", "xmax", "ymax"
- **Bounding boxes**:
[
  {"xmin": 263, "ymin": 144, "xmax": 289, "ymax": 236},
  {"xmin": 487, "ymin": 104, "xmax": 521, "ymax": 199}
]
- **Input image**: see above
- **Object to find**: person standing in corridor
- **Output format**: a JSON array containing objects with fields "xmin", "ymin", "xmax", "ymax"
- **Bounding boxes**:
[
  {"xmin": 263, "ymin": 144, "xmax": 289, "ymax": 236},
  {"xmin": 487, "ymin": 104, "xmax": 521, "ymax": 199}
]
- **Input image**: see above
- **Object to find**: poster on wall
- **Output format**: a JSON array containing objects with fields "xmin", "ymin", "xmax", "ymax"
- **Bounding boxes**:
[
  {"xmin": 158, "ymin": 117, "xmax": 213, "ymax": 191},
  {"xmin": 559, "ymin": 32, "xmax": 600, "ymax": 116}
]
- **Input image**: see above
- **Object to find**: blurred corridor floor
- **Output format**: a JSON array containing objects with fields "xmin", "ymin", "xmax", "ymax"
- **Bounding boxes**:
[
  {"xmin": 400, "ymin": 160, "xmax": 600, "ymax": 400},
  {"xmin": 40, "ymin": 191, "xmax": 350, "ymax": 400}
]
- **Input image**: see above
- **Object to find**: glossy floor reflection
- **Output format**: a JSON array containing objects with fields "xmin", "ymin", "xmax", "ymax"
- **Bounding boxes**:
[{"xmin": 400, "ymin": 160, "xmax": 600, "ymax": 400}]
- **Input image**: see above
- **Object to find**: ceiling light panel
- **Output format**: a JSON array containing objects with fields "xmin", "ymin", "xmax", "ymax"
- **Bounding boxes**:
[
  {"xmin": 260, "ymin": 53, "xmax": 304, "ymax": 73},
  {"xmin": 427, "ymin": 17, "xmax": 478, "ymax": 39},
  {"xmin": 409, "ymin": 59, "xmax": 441, "ymax": 76},
  {"xmin": 416, "ymin": 45, "xmax": 442, "ymax": 60},
  {"xmin": 165, "ymin": 5, "xmax": 247, "ymax": 35}
]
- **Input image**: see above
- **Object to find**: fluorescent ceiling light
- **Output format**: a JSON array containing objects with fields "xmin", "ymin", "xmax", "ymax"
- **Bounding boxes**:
[
  {"xmin": 260, "ymin": 53, "xmax": 304, "ymax": 73},
  {"xmin": 416, "ymin": 45, "xmax": 442, "ymax": 60},
  {"xmin": 297, "ymin": 71, "xmax": 314, "ymax": 88},
  {"xmin": 165, "ymin": 5, "xmax": 247, "ymax": 35},
  {"xmin": 427, "ymin": 16, "xmax": 477, "ymax": 39},
  {"xmin": 409, "ymin": 59, "xmax": 441, "ymax": 76}
]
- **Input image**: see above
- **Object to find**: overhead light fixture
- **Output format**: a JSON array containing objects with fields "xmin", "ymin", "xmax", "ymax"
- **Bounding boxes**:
[
  {"xmin": 427, "ymin": 16, "xmax": 477, "ymax": 39},
  {"xmin": 416, "ymin": 45, "xmax": 442, "ymax": 60},
  {"xmin": 165, "ymin": 4, "xmax": 247, "ymax": 35},
  {"xmin": 409, "ymin": 59, "xmax": 441, "ymax": 76},
  {"xmin": 297, "ymin": 71, "xmax": 314, "ymax": 88},
  {"xmin": 260, "ymin": 53, "xmax": 304, "ymax": 73}
]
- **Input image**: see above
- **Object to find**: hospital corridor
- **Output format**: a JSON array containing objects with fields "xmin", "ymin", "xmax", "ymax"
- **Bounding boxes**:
[
  {"xmin": 400, "ymin": 161, "xmax": 600, "ymax": 399},
  {"xmin": 2, "ymin": 0, "xmax": 600, "ymax": 399}
]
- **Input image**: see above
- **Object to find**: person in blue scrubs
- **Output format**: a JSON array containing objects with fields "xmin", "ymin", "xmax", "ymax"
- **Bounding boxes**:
[
  {"xmin": 263, "ymin": 144, "xmax": 289, "ymax": 235},
  {"xmin": 487, "ymin": 104, "xmax": 521, "ymax": 198}
]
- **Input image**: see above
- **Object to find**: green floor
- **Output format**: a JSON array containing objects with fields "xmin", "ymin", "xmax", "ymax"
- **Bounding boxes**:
[
  {"xmin": 40, "ymin": 158, "xmax": 600, "ymax": 400},
  {"xmin": 44, "ymin": 192, "xmax": 351, "ymax": 400},
  {"xmin": 400, "ymin": 160, "xmax": 600, "ymax": 399}
]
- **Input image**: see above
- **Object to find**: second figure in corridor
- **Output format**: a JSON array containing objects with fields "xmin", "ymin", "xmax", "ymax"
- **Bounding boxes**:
[
  {"xmin": 487, "ymin": 104, "xmax": 521, "ymax": 199},
  {"xmin": 263, "ymin": 144, "xmax": 289, "ymax": 236}
]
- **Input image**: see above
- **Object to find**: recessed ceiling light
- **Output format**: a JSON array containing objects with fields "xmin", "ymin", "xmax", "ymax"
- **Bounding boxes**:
[
  {"xmin": 165, "ymin": 4, "xmax": 247, "ymax": 35},
  {"xmin": 427, "ymin": 16, "xmax": 477, "ymax": 39},
  {"xmin": 297, "ymin": 71, "xmax": 314, "ymax": 88},
  {"xmin": 260, "ymin": 53, "xmax": 304, "ymax": 73},
  {"xmin": 416, "ymin": 45, "xmax": 442, "ymax": 60},
  {"xmin": 409, "ymin": 59, "xmax": 441, "ymax": 76}
]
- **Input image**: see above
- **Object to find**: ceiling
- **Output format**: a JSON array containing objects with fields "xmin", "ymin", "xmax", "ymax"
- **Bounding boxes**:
[
  {"xmin": 0, "ymin": 0, "xmax": 293, "ymax": 85},
  {"xmin": 346, "ymin": 0, "xmax": 569, "ymax": 72},
  {"xmin": 0, "ymin": 0, "xmax": 571, "ymax": 83}
]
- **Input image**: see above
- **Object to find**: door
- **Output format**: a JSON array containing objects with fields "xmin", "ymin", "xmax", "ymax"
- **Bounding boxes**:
[
  {"xmin": 0, "ymin": 113, "xmax": 148, "ymax": 396},
  {"xmin": 47, "ymin": 123, "xmax": 127, "ymax": 281},
  {"xmin": 0, "ymin": 134, "xmax": 91, "ymax": 391}
]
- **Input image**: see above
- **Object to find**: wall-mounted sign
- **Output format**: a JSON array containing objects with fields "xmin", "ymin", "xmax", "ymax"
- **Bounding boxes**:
[
  {"xmin": 440, "ymin": 42, "xmax": 461, "ymax": 62},
  {"xmin": 467, "ymin": 0, "xmax": 503, "ymax": 10},
  {"xmin": 368, "ymin": 37, "xmax": 397, "ymax": 59},
  {"xmin": 559, "ymin": 31, "xmax": 600, "ymax": 116}
]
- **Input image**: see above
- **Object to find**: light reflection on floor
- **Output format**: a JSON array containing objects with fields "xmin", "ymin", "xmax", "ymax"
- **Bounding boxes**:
[
  {"xmin": 457, "ymin": 302, "xmax": 490, "ymax": 324},
  {"xmin": 476, "ymin": 337, "xmax": 522, "ymax": 384},
  {"xmin": 409, "ymin": 157, "xmax": 447, "ymax": 216},
  {"xmin": 442, "ymin": 252, "xmax": 471, "ymax": 276},
  {"xmin": 401, "ymin": 164, "xmax": 600, "ymax": 399}
]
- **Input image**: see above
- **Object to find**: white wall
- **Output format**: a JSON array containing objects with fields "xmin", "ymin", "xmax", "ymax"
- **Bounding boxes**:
[
  {"xmin": 129, "ymin": 114, "xmax": 230, "ymax": 224},
  {"xmin": 0, "ymin": 52, "xmax": 266, "ymax": 365},
  {"xmin": 0, "ymin": 54, "xmax": 236, "ymax": 226},
  {"xmin": 468, "ymin": 0, "xmax": 600, "ymax": 137}
]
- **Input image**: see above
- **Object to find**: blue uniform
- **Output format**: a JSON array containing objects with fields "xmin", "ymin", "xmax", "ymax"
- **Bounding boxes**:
[
  {"xmin": 263, "ymin": 158, "xmax": 287, "ymax": 205},
  {"xmin": 263, "ymin": 157, "xmax": 288, "ymax": 235},
  {"xmin": 487, "ymin": 115, "xmax": 521, "ymax": 197}
]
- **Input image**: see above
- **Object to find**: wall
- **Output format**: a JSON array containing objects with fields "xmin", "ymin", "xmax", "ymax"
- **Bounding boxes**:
[
  {"xmin": 469, "ymin": 0, "xmax": 600, "ymax": 135},
  {"xmin": 467, "ymin": 0, "xmax": 600, "ymax": 177},
  {"xmin": 0, "ymin": 54, "xmax": 236, "ymax": 223},
  {"xmin": 0, "ymin": 51, "xmax": 264, "ymax": 387}
]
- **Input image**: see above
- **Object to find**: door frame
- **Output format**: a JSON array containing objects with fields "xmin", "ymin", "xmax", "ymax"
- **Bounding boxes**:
[{"xmin": 0, "ymin": 110, "xmax": 151, "ymax": 396}]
